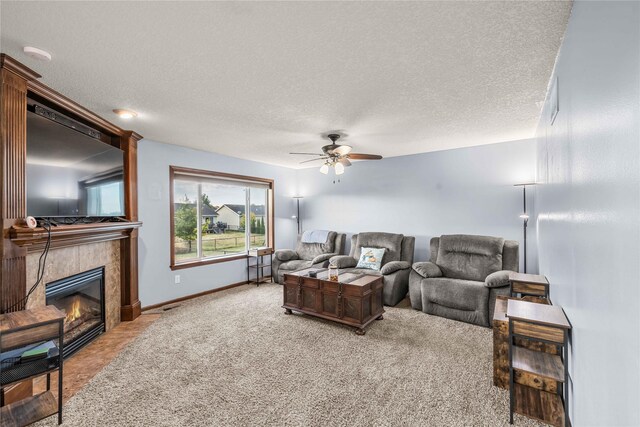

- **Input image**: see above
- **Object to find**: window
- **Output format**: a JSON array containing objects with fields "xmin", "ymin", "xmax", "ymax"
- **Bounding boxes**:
[
  {"xmin": 86, "ymin": 181, "xmax": 124, "ymax": 216},
  {"xmin": 170, "ymin": 166, "xmax": 274, "ymax": 270}
]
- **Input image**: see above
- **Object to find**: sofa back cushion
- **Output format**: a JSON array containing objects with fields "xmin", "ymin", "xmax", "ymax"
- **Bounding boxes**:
[
  {"xmin": 436, "ymin": 234, "xmax": 505, "ymax": 282},
  {"xmin": 429, "ymin": 237, "xmax": 440, "ymax": 263},
  {"xmin": 296, "ymin": 231, "xmax": 337, "ymax": 260},
  {"xmin": 502, "ymin": 240, "xmax": 520, "ymax": 272},
  {"xmin": 401, "ymin": 236, "xmax": 416, "ymax": 264},
  {"xmin": 351, "ymin": 232, "xmax": 404, "ymax": 265}
]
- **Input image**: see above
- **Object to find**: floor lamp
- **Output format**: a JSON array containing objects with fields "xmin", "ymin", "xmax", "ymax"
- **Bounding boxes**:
[
  {"xmin": 292, "ymin": 196, "xmax": 303, "ymax": 235},
  {"xmin": 514, "ymin": 183, "xmax": 535, "ymax": 273}
]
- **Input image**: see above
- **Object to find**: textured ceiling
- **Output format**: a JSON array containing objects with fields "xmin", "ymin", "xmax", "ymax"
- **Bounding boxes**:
[{"xmin": 0, "ymin": 1, "xmax": 572, "ymax": 168}]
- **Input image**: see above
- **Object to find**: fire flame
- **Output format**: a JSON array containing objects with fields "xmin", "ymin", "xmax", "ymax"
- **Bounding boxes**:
[{"xmin": 66, "ymin": 297, "xmax": 82, "ymax": 323}]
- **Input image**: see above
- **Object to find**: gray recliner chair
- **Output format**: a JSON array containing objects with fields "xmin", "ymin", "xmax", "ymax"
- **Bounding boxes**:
[
  {"xmin": 273, "ymin": 231, "xmax": 346, "ymax": 283},
  {"xmin": 409, "ymin": 234, "xmax": 519, "ymax": 327},
  {"xmin": 330, "ymin": 232, "xmax": 415, "ymax": 307}
]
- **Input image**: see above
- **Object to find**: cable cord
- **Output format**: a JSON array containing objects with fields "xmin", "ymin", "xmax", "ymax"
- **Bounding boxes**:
[{"xmin": 1, "ymin": 219, "xmax": 52, "ymax": 314}]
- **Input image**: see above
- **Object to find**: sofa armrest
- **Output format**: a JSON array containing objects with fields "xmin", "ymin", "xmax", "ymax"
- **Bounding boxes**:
[
  {"xmin": 412, "ymin": 261, "xmax": 443, "ymax": 278},
  {"xmin": 380, "ymin": 261, "xmax": 411, "ymax": 275},
  {"xmin": 485, "ymin": 270, "xmax": 512, "ymax": 288},
  {"xmin": 330, "ymin": 255, "xmax": 358, "ymax": 269},
  {"xmin": 311, "ymin": 253, "xmax": 337, "ymax": 265},
  {"xmin": 274, "ymin": 249, "xmax": 299, "ymax": 262}
]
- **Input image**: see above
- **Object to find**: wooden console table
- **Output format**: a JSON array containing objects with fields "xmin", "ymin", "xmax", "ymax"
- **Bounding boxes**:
[
  {"xmin": 507, "ymin": 299, "xmax": 571, "ymax": 427},
  {"xmin": 509, "ymin": 272, "xmax": 550, "ymax": 299},
  {"xmin": 493, "ymin": 296, "xmax": 557, "ymax": 389},
  {"xmin": 0, "ymin": 306, "xmax": 65, "ymax": 426},
  {"xmin": 247, "ymin": 247, "xmax": 273, "ymax": 286}
]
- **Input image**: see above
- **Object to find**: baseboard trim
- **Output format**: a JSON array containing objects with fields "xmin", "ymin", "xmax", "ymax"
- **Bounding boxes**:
[
  {"xmin": 121, "ymin": 301, "xmax": 142, "ymax": 321},
  {"xmin": 141, "ymin": 279, "xmax": 266, "ymax": 312}
]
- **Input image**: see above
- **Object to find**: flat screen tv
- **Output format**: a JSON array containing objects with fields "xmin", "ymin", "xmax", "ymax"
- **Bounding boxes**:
[{"xmin": 26, "ymin": 102, "xmax": 125, "ymax": 218}]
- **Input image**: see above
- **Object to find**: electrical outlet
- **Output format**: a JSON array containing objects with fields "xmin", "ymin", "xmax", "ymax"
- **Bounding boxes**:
[{"xmin": 174, "ymin": 275, "xmax": 181, "ymax": 284}]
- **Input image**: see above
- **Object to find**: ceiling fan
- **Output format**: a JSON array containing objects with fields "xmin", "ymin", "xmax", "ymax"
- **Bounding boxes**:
[{"xmin": 290, "ymin": 134, "xmax": 383, "ymax": 175}]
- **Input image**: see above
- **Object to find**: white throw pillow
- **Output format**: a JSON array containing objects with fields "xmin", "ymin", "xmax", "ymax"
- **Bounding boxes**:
[{"xmin": 356, "ymin": 247, "xmax": 385, "ymax": 271}]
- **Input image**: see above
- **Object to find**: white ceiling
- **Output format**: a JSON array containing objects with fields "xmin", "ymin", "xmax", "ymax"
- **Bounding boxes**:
[{"xmin": 0, "ymin": 1, "xmax": 572, "ymax": 168}]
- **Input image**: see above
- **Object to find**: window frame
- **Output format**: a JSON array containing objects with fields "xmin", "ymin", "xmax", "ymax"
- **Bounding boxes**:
[{"xmin": 169, "ymin": 166, "xmax": 275, "ymax": 270}]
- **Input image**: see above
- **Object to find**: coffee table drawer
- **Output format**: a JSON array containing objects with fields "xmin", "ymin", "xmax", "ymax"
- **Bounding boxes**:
[{"xmin": 300, "ymin": 276, "xmax": 320, "ymax": 289}]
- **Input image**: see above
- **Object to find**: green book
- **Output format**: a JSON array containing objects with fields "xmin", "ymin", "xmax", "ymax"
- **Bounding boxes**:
[{"xmin": 21, "ymin": 341, "xmax": 55, "ymax": 362}]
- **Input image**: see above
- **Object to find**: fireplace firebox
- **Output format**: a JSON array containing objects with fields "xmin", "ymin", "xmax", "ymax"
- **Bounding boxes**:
[{"xmin": 45, "ymin": 267, "xmax": 106, "ymax": 358}]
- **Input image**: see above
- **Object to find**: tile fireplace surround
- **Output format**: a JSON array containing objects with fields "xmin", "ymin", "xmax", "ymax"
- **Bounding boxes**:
[{"xmin": 25, "ymin": 240, "xmax": 121, "ymax": 331}]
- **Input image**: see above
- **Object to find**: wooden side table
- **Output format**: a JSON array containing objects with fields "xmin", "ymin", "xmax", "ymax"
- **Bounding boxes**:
[
  {"xmin": 492, "ymin": 296, "xmax": 556, "ymax": 389},
  {"xmin": 507, "ymin": 299, "xmax": 571, "ymax": 427},
  {"xmin": 0, "ymin": 306, "xmax": 65, "ymax": 426},
  {"xmin": 509, "ymin": 272, "xmax": 550, "ymax": 299},
  {"xmin": 247, "ymin": 247, "xmax": 273, "ymax": 286}
]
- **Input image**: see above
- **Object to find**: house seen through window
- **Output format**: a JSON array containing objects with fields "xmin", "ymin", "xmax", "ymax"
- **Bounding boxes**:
[{"xmin": 170, "ymin": 167, "xmax": 273, "ymax": 268}]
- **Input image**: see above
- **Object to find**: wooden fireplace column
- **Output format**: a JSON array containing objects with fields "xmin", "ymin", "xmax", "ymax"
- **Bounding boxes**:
[
  {"xmin": 0, "ymin": 56, "xmax": 39, "ymax": 313},
  {"xmin": 0, "ymin": 54, "xmax": 143, "ymax": 321},
  {"xmin": 120, "ymin": 131, "xmax": 142, "ymax": 321}
]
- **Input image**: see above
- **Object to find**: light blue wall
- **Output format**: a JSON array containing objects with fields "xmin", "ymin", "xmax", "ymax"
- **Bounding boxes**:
[
  {"xmin": 535, "ymin": 2, "xmax": 640, "ymax": 426},
  {"xmin": 138, "ymin": 137, "xmax": 538, "ymax": 307},
  {"xmin": 137, "ymin": 140, "xmax": 298, "ymax": 307},
  {"xmin": 297, "ymin": 139, "xmax": 537, "ymax": 269}
]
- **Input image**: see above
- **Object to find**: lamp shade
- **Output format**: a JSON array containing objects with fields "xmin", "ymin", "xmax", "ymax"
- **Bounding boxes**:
[
  {"xmin": 319, "ymin": 163, "xmax": 329, "ymax": 174},
  {"xmin": 335, "ymin": 162, "xmax": 345, "ymax": 175}
]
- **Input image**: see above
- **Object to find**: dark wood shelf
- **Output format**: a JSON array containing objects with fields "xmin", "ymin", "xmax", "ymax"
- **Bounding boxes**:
[
  {"xmin": 513, "ymin": 347, "xmax": 564, "ymax": 382},
  {"xmin": 248, "ymin": 263, "xmax": 271, "ymax": 269},
  {"xmin": 0, "ymin": 391, "xmax": 58, "ymax": 427},
  {"xmin": 507, "ymin": 300, "xmax": 571, "ymax": 329},
  {"xmin": 509, "ymin": 272, "xmax": 548, "ymax": 286},
  {"xmin": 509, "ymin": 273, "xmax": 550, "ymax": 299},
  {"xmin": 0, "ymin": 306, "xmax": 64, "ymax": 332},
  {"xmin": 9, "ymin": 221, "xmax": 142, "ymax": 252},
  {"xmin": 513, "ymin": 384, "xmax": 565, "ymax": 427},
  {"xmin": 1, "ymin": 363, "xmax": 60, "ymax": 389},
  {"xmin": 249, "ymin": 277, "xmax": 272, "ymax": 285},
  {"xmin": 0, "ymin": 306, "xmax": 65, "ymax": 351}
]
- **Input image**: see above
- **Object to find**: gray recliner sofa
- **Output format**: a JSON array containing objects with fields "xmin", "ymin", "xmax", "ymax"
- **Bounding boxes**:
[
  {"xmin": 273, "ymin": 232, "xmax": 346, "ymax": 283},
  {"xmin": 409, "ymin": 234, "xmax": 519, "ymax": 327},
  {"xmin": 330, "ymin": 232, "xmax": 415, "ymax": 307}
]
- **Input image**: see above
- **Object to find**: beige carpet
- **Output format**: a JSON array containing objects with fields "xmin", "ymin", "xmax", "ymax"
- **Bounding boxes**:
[{"xmin": 38, "ymin": 284, "xmax": 543, "ymax": 426}]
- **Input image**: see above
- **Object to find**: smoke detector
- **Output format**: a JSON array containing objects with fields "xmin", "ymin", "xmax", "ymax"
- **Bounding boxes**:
[{"xmin": 23, "ymin": 46, "xmax": 52, "ymax": 61}]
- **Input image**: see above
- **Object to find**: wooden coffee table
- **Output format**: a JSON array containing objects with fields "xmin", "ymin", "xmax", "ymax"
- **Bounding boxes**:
[{"xmin": 282, "ymin": 268, "xmax": 384, "ymax": 335}]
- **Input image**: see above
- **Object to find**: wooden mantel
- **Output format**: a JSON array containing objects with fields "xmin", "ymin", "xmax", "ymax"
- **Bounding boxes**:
[
  {"xmin": 0, "ymin": 54, "xmax": 143, "ymax": 321},
  {"xmin": 10, "ymin": 222, "xmax": 143, "ymax": 251}
]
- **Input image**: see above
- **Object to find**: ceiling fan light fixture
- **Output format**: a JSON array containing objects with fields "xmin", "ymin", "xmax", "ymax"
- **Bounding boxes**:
[
  {"xmin": 113, "ymin": 108, "xmax": 138, "ymax": 119},
  {"xmin": 293, "ymin": 133, "xmax": 382, "ymax": 176}
]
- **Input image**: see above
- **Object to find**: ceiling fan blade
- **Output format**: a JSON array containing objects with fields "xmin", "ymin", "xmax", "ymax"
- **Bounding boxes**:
[
  {"xmin": 348, "ymin": 153, "xmax": 383, "ymax": 160},
  {"xmin": 339, "ymin": 158, "xmax": 352, "ymax": 167},
  {"xmin": 300, "ymin": 157, "xmax": 329, "ymax": 164},
  {"xmin": 290, "ymin": 152, "xmax": 325, "ymax": 156},
  {"xmin": 333, "ymin": 145, "xmax": 352, "ymax": 156}
]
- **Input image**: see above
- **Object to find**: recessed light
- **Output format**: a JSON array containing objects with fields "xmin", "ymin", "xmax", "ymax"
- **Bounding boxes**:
[
  {"xmin": 23, "ymin": 46, "xmax": 52, "ymax": 61},
  {"xmin": 112, "ymin": 109, "xmax": 138, "ymax": 119}
]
